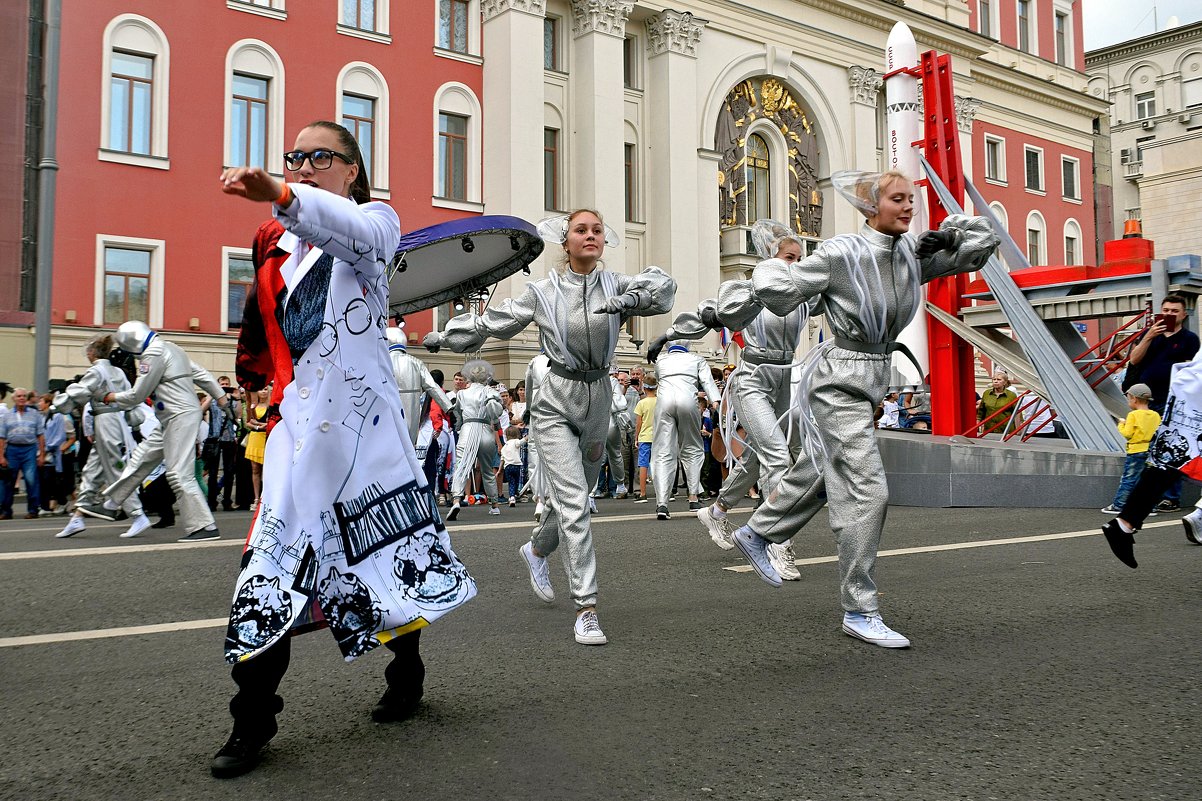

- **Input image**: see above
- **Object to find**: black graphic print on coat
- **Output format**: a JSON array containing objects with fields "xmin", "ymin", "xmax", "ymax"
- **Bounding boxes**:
[
  {"xmin": 225, "ymin": 575, "xmax": 294, "ymax": 658},
  {"xmin": 394, "ymin": 529, "xmax": 472, "ymax": 607},
  {"xmin": 317, "ymin": 567, "xmax": 384, "ymax": 659},
  {"xmin": 278, "ymin": 252, "xmax": 334, "ymax": 361}
]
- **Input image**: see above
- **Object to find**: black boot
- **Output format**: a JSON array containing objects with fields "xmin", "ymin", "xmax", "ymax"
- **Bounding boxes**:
[
  {"xmin": 1102, "ymin": 519, "xmax": 1138, "ymax": 569},
  {"xmin": 373, "ymin": 630, "xmax": 424, "ymax": 723},
  {"xmin": 211, "ymin": 719, "xmax": 277, "ymax": 779}
]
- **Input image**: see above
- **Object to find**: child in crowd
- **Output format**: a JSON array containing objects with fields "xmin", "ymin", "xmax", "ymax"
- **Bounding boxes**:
[
  {"xmin": 1103, "ymin": 382, "xmax": 1161, "ymax": 514},
  {"xmin": 632, "ymin": 379, "xmax": 658, "ymax": 502},
  {"xmin": 501, "ymin": 424, "xmax": 527, "ymax": 506}
]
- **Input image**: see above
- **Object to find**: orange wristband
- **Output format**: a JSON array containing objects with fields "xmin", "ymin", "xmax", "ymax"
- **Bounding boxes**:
[{"xmin": 274, "ymin": 182, "xmax": 292, "ymax": 207}]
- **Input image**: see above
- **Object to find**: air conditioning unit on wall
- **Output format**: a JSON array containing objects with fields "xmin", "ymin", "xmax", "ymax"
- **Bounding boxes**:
[
  {"xmin": 1141, "ymin": 119, "xmax": 1156, "ymax": 130},
  {"xmin": 1180, "ymin": 112, "xmax": 1193, "ymax": 124}
]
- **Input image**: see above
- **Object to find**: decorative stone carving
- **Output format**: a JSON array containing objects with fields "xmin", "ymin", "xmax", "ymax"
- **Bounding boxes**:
[
  {"xmin": 645, "ymin": 10, "xmax": 706, "ymax": 57},
  {"xmin": 848, "ymin": 66, "xmax": 883, "ymax": 107},
  {"xmin": 481, "ymin": 0, "xmax": 546, "ymax": 22},
  {"xmin": 569, "ymin": 0, "xmax": 633, "ymax": 37},
  {"xmin": 954, "ymin": 95, "xmax": 982, "ymax": 133},
  {"xmin": 714, "ymin": 77, "xmax": 823, "ymax": 236}
]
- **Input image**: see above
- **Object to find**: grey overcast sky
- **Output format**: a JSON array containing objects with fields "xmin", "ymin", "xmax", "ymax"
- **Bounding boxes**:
[{"xmin": 1082, "ymin": 0, "xmax": 1202, "ymax": 51}]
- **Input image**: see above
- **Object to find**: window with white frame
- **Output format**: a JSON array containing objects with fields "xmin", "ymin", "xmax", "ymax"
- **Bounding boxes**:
[
  {"xmin": 1061, "ymin": 156, "xmax": 1080, "ymax": 200},
  {"xmin": 1135, "ymin": 92, "xmax": 1156, "ymax": 120},
  {"xmin": 95, "ymin": 235, "xmax": 164, "ymax": 328},
  {"xmin": 1024, "ymin": 145, "xmax": 1044, "ymax": 192},
  {"xmin": 1063, "ymin": 219, "xmax": 1083, "ymax": 265},
  {"xmin": 339, "ymin": 0, "xmax": 390, "ymax": 40},
  {"xmin": 228, "ymin": 0, "xmax": 287, "ymax": 19},
  {"xmin": 1134, "ymin": 135, "xmax": 1154, "ymax": 162},
  {"xmin": 1184, "ymin": 77, "xmax": 1202, "ymax": 109},
  {"xmin": 984, "ymin": 135, "xmax": 1006, "ymax": 182},
  {"xmin": 1026, "ymin": 211, "xmax": 1046, "ymax": 266},
  {"xmin": 1053, "ymin": 0, "xmax": 1075, "ymax": 67},
  {"xmin": 544, "ymin": 17, "xmax": 560, "ymax": 70},
  {"xmin": 224, "ymin": 249, "xmax": 255, "ymax": 329},
  {"xmin": 1054, "ymin": 11, "xmax": 1069, "ymax": 66},
  {"xmin": 989, "ymin": 202, "xmax": 1012, "ymax": 269},
  {"xmin": 100, "ymin": 15, "xmax": 170, "ymax": 167},
  {"xmin": 623, "ymin": 36, "xmax": 640, "ymax": 90},
  {"xmin": 224, "ymin": 41, "xmax": 284, "ymax": 171},
  {"xmin": 437, "ymin": 0, "xmax": 469, "ymax": 52},
  {"xmin": 337, "ymin": 63, "xmax": 390, "ymax": 191},
  {"xmin": 544, "ymin": 128, "xmax": 560, "ymax": 211},
  {"xmin": 978, "ymin": 0, "xmax": 999, "ymax": 39},
  {"xmin": 432, "ymin": 83, "xmax": 481, "ymax": 207},
  {"xmin": 1017, "ymin": 0, "xmax": 1033, "ymax": 54},
  {"xmin": 624, "ymin": 141, "xmax": 636, "ymax": 222}
]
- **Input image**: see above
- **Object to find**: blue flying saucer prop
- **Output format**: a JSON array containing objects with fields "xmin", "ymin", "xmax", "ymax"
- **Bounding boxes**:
[{"xmin": 388, "ymin": 215, "xmax": 544, "ymax": 316}]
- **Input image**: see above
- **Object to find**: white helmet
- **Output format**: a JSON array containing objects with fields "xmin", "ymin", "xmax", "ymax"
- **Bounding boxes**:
[
  {"xmin": 386, "ymin": 326, "xmax": 406, "ymax": 348},
  {"xmin": 114, "ymin": 320, "xmax": 156, "ymax": 354}
]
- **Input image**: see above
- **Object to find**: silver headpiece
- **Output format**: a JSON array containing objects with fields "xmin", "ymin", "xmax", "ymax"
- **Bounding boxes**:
[{"xmin": 536, "ymin": 214, "xmax": 621, "ymax": 247}]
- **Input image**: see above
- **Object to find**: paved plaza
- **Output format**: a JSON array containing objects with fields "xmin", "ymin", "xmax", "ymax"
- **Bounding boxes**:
[{"xmin": 1, "ymin": 500, "xmax": 1198, "ymax": 800}]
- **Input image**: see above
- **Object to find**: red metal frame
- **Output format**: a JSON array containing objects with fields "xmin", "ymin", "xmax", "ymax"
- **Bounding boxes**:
[{"xmin": 919, "ymin": 51, "xmax": 976, "ymax": 436}]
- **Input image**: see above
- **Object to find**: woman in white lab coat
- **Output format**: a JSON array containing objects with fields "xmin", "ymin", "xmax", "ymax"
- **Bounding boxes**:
[{"xmin": 211, "ymin": 121, "xmax": 476, "ymax": 779}]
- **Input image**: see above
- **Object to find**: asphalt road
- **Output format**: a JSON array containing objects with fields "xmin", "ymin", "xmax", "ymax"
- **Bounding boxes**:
[{"xmin": 1, "ymin": 499, "xmax": 1198, "ymax": 801}]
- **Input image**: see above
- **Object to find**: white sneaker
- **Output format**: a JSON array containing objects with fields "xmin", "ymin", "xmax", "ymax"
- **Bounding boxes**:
[
  {"xmin": 1184, "ymin": 509, "xmax": 1202, "ymax": 545},
  {"xmin": 614, "ymin": 484, "xmax": 628, "ymax": 499},
  {"xmin": 767, "ymin": 540, "xmax": 801, "ymax": 581},
  {"xmin": 120, "ymin": 513, "xmax": 152, "ymax": 539},
  {"xmin": 488, "ymin": 506, "xmax": 501, "ymax": 516},
  {"xmin": 697, "ymin": 505, "xmax": 735, "ymax": 550},
  {"xmin": 55, "ymin": 515, "xmax": 86, "ymax": 539},
  {"xmin": 731, "ymin": 526, "xmax": 781, "ymax": 588},
  {"xmin": 509, "ymin": 496, "xmax": 517, "ymax": 507},
  {"xmin": 519, "ymin": 542, "xmax": 554, "ymax": 602},
  {"xmin": 589, "ymin": 497, "xmax": 598, "ymax": 514},
  {"xmin": 574, "ymin": 610, "xmax": 607, "ymax": 645},
  {"xmin": 534, "ymin": 501, "xmax": 545, "ymax": 523},
  {"xmin": 841, "ymin": 612, "xmax": 910, "ymax": 648},
  {"xmin": 447, "ymin": 502, "xmax": 461, "ymax": 521}
]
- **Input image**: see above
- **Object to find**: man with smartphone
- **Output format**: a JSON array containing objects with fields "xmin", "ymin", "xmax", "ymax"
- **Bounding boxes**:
[{"xmin": 1126, "ymin": 294, "xmax": 1199, "ymax": 511}]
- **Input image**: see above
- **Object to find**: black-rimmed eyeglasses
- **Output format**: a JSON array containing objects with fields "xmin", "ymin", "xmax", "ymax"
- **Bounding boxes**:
[{"xmin": 283, "ymin": 149, "xmax": 355, "ymax": 171}]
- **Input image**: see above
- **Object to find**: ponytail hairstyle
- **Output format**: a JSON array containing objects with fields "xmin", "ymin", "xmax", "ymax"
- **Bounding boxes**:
[{"xmin": 305, "ymin": 120, "xmax": 372, "ymax": 204}]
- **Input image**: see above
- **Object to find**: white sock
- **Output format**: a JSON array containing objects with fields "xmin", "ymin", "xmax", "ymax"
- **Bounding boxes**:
[
  {"xmin": 1116, "ymin": 519, "xmax": 1135, "ymax": 534},
  {"xmin": 102, "ymin": 499, "xmax": 119, "ymax": 511},
  {"xmin": 204, "ymin": 524, "xmax": 217, "ymax": 531},
  {"xmin": 710, "ymin": 504, "xmax": 727, "ymax": 519}
]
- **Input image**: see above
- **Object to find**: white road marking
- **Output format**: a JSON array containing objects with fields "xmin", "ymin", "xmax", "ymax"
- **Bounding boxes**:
[
  {"xmin": 0, "ymin": 618, "xmax": 228, "ymax": 648},
  {"xmin": 721, "ymin": 518, "xmax": 1181, "ymax": 573},
  {"xmin": 0, "ymin": 508, "xmax": 751, "ymax": 561}
]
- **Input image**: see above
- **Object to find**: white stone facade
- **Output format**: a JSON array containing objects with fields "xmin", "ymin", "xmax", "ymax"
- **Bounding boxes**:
[{"xmin": 1087, "ymin": 22, "xmax": 1202, "ymax": 257}]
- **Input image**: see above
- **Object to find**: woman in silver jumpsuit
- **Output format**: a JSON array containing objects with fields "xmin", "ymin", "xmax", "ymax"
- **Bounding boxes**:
[
  {"xmin": 655, "ymin": 221, "xmax": 811, "ymax": 579},
  {"xmin": 424, "ymin": 209, "xmax": 675, "ymax": 645},
  {"xmin": 718, "ymin": 171, "xmax": 998, "ymax": 648},
  {"xmin": 446, "ymin": 359, "xmax": 503, "ymax": 519}
]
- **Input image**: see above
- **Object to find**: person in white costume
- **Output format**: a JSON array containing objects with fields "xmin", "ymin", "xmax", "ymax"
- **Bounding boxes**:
[
  {"xmin": 209, "ymin": 121, "xmax": 476, "ymax": 779},
  {"xmin": 644, "ymin": 341, "xmax": 721, "ymax": 521},
  {"xmin": 425, "ymin": 208, "xmax": 675, "ymax": 646},
  {"xmin": 718, "ymin": 170, "xmax": 998, "ymax": 649},
  {"xmin": 596, "ymin": 366, "xmax": 632, "ymax": 499},
  {"xmin": 76, "ymin": 321, "xmax": 226, "ymax": 541},
  {"xmin": 446, "ymin": 359, "xmax": 503, "ymax": 519},
  {"xmin": 51, "ymin": 333, "xmax": 151, "ymax": 539}
]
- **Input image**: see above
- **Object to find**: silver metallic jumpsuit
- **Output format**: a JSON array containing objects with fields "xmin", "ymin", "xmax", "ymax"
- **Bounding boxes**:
[
  {"xmin": 719, "ymin": 217, "xmax": 997, "ymax": 613},
  {"xmin": 650, "ymin": 347, "xmax": 721, "ymax": 507},
  {"xmin": 602, "ymin": 375, "xmax": 630, "ymax": 491},
  {"xmin": 450, "ymin": 382, "xmax": 503, "ymax": 504},
  {"xmin": 103, "ymin": 336, "xmax": 224, "ymax": 534},
  {"xmin": 389, "ymin": 344, "xmax": 452, "ymax": 443},
  {"xmin": 433, "ymin": 265, "xmax": 675, "ymax": 608},
  {"xmin": 53, "ymin": 359, "xmax": 146, "ymax": 517},
  {"xmin": 664, "ymin": 300, "xmax": 809, "ymax": 507}
]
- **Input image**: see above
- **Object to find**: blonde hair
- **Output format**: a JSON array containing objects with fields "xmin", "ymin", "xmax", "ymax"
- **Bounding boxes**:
[
  {"xmin": 557, "ymin": 208, "xmax": 606, "ymax": 270},
  {"xmin": 858, "ymin": 170, "xmax": 913, "ymax": 218}
]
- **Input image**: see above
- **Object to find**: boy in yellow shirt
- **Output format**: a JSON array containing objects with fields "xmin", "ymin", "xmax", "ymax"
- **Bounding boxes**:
[
  {"xmin": 1102, "ymin": 383, "xmax": 1162, "ymax": 514},
  {"xmin": 632, "ymin": 379, "xmax": 658, "ymax": 503}
]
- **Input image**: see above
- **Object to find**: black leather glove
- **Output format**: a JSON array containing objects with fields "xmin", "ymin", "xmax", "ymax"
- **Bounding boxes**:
[
  {"xmin": 646, "ymin": 334, "xmax": 670, "ymax": 363},
  {"xmin": 700, "ymin": 307, "xmax": 723, "ymax": 330},
  {"xmin": 915, "ymin": 229, "xmax": 957, "ymax": 259}
]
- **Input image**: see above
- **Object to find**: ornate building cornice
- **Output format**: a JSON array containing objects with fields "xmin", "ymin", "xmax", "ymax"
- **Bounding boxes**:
[
  {"xmin": 848, "ymin": 66, "xmax": 883, "ymax": 107},
  {"xmin": 481, "ymin": 0, "xmax": 546, "ymax": 23},
  {"xmin": 645, "ymin": 9, "xmax": 706, "ymax": 58},
  {"xmin": 954, "ymin": 95, "xmax": 982, "ymax": 133},
  {"xmin": 570, "ymin": 0, "xmax": 633, "ymax": 38}
]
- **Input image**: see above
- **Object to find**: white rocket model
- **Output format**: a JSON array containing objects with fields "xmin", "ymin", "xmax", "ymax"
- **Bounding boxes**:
[{"xmin": 885, "ymin": 20, "xmax": 928, "ymax": 389}]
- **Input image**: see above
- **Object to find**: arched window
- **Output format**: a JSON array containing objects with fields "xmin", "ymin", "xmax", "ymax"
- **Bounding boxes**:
[
  {"xmin": 432, "ymin": 82, "xmax": 482, "ymax": 208},
  {"xmin": 1025, "ymin": 211, "xmax": 1046, "ymax": 266},
  {"xmin": 988, "ymin": 202, "xmax": 1010, "ymax": 269},
  {"xmin": 100, "ymin": 15, "xmax": 170, "ymax": 168},
  {"xmin": 337, "ymin": 63, "xmax": 390, "ymax": 194},
  {"xmin": 224, "ymin": 40, "xmax": 285, "ymax": 172},
  {"xmin": 1063, "ymin": 219, "xmax": 1083, "ymax": 265},
  {"xmin": 745, "ymin": 133, "xmax": 771, "ymax": 222}
]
